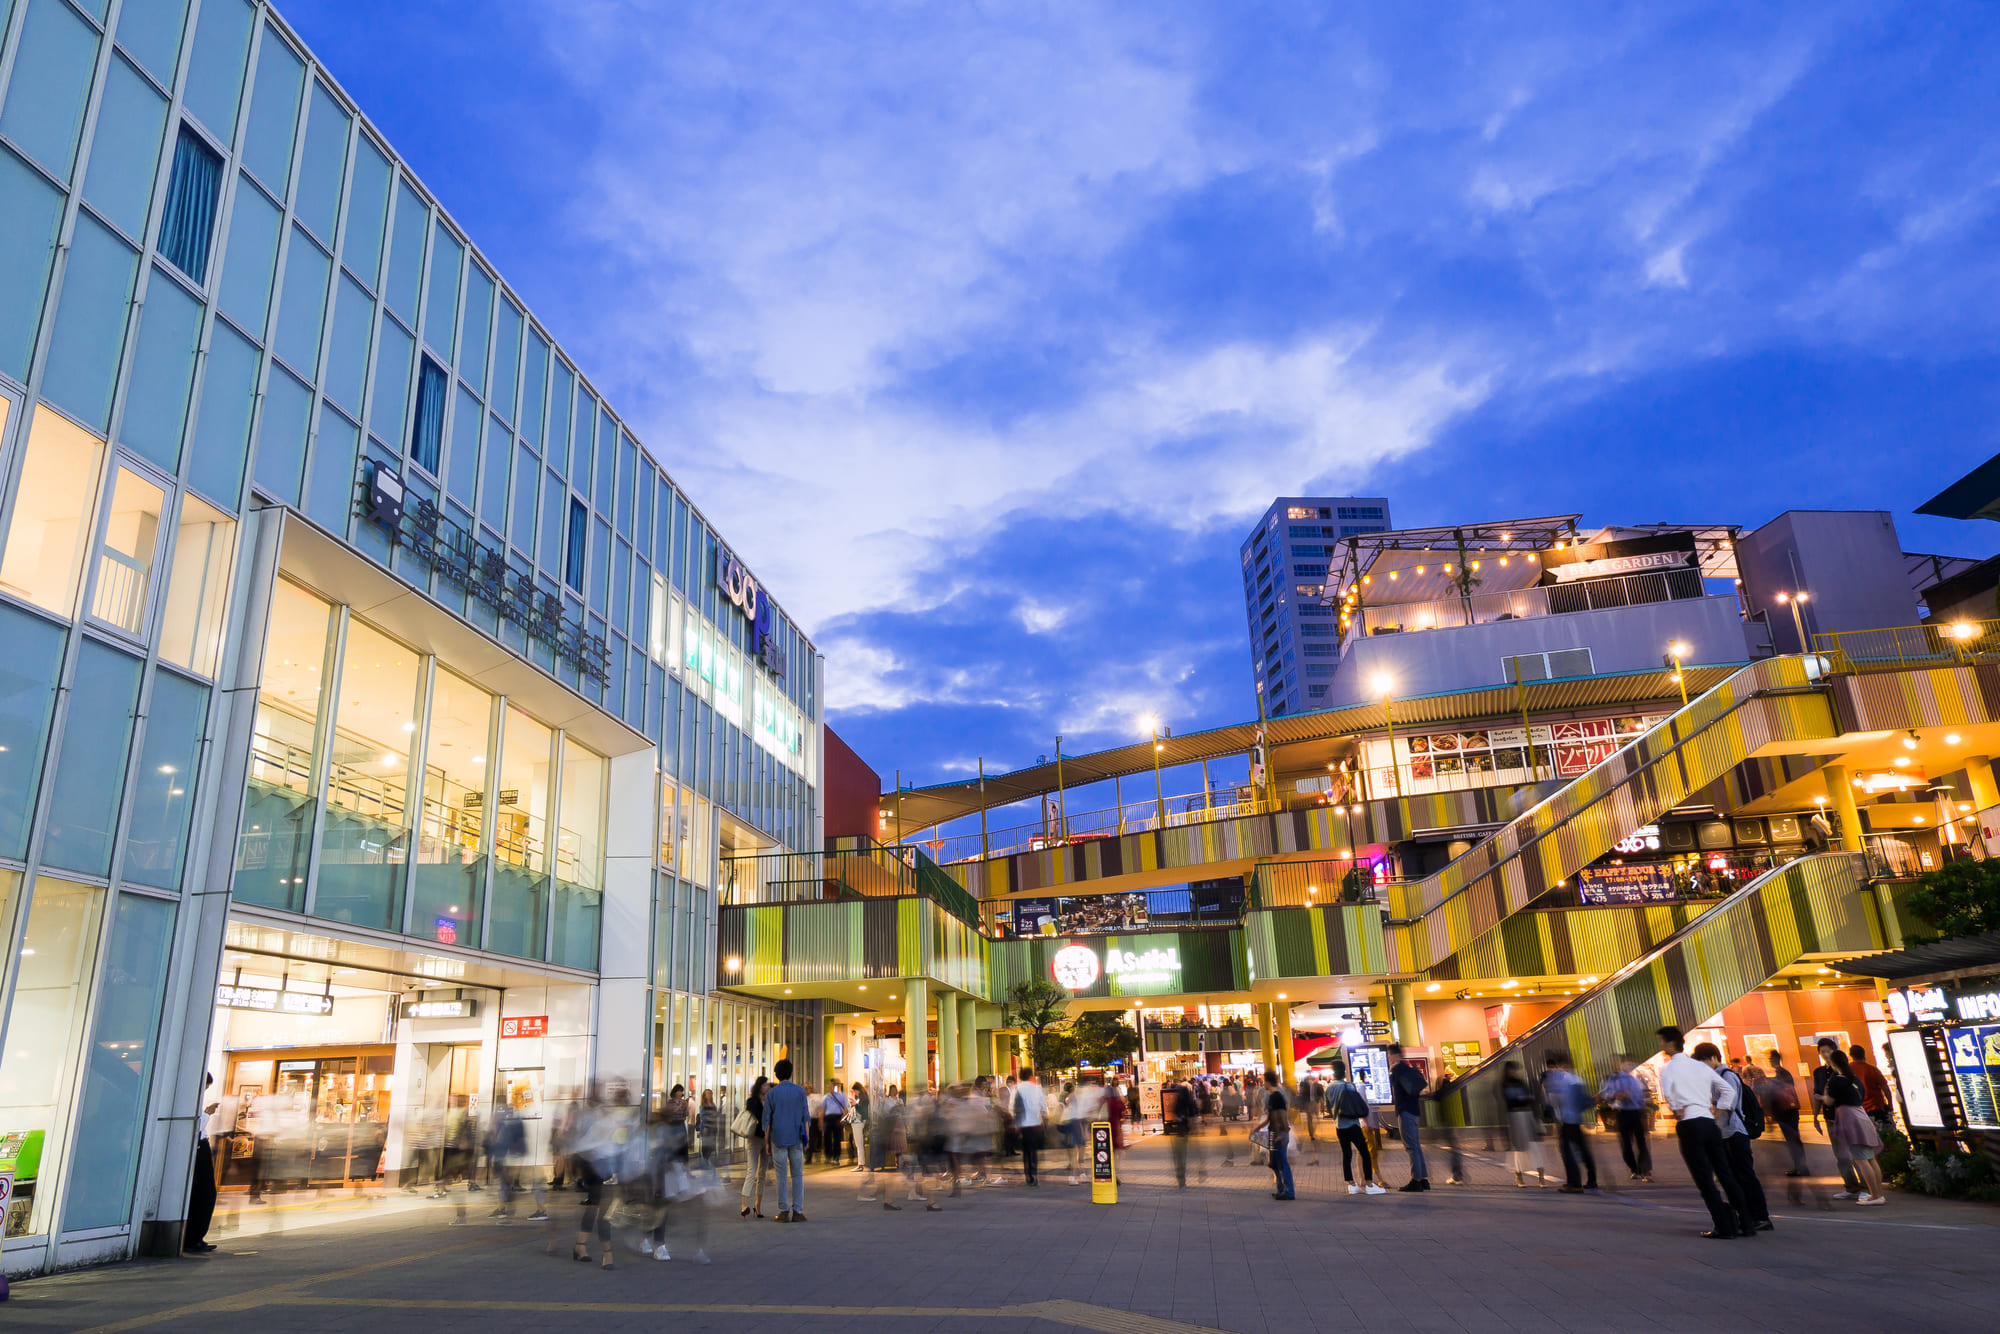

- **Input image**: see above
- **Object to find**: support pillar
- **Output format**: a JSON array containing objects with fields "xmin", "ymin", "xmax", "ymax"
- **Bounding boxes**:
[
  {"xmin": 1274, "ymin": 1002, "xmax": 1295, "ymax": 1083},
  {"xmin": 902, "ymin": 979, "xmax": 929, "ymax": 1093},
  {"xmin": 1391, "ymin": 981, "xmax": 1420, "ymax": 1050},
  {"xmin": 1965, "ymin": 756, "xmax": 2000, "ymax": 812},
  {"xmin": 1256, "ymin": 1002, "xmax": 1277, "ymax": 1074},
  {"xmin": 936, "ymin": 987, "xmax": 959, "ymax": 1088},
  {"xmin": 1822, "ymin": 764, "xmax": 1864, "ymax": 853},
  {"xmin": 822, "ymin": 1009, "xmax": 838, "ymax": 1093},
  {"xmin": 957, "ymin": 996, "xmax": 978, "ymax": 1081}
]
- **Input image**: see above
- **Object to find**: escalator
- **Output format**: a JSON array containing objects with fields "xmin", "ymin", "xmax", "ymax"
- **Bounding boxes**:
[
  {"xmin": 1432, "ymin": 851, "xmax": 1880, "ymax": 1125},
  {"xmin": 1384, "ymin": 654, "xmax": 1838, "ymax": 974}
]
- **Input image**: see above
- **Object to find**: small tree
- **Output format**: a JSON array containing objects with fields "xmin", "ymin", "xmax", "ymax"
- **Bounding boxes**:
[
  {"xmin": 1066, "ymin": 1010, "xmax": 1142, "ymax": 1069},
  {"xmin": 1004, "ymin": 977, "xmax": 1070, "ymax": 1070},
  {"xmin": 1907, "ymin": 858, "xmax": 2000, "ymax": 940}
]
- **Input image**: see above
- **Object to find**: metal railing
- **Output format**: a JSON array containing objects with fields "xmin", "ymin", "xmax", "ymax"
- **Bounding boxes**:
[
  {"xmin": 1251, "ymin": 859, "xmax": 1395, "ymax": 908},
  {"xmin": 1814, "ymin": 619, "xmax": 2000, "ymax": 674},
  {"xmin": 924, "ymin": 789, "xmax": 1259, "ymax": 864},
  {"xmin": 1345, "ymin": 568, "xmax": 1706, "ymax": 646},
  {"xmin": 720, "ymin": 841, "xmax": 984, "ymax": 927},
  {"xmin": 91, "ymin": 548, "xmax": 148, "ymax": 632}
]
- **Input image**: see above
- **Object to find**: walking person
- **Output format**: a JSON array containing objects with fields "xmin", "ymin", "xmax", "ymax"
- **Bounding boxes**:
[
  {"xmin": 1014, "ymin": 1068, "xmax": 1048, "ymax": 1186},
  {"xmin": 821, "ymin": 1081, "xmax": 850, "ymax": 1168},
  {"xmin": 1299, "ymin": 1074, "xmax": 1323, "ymax": 1166},
  {"xmin": 1388, "ymin": 1044, "xmax": 1430, "ymax": 1191},
  {"xmin": 1848, "ymin": 1045, "xmax": 1895, "ymax": 1135},
  {"xmin": 1430, "ymin": 1071, "xmax": 1465, "ymax": 1185},
  {"xmin": 1697, "ymin": 1043, "xmax": 1772, "ymax": 1232},
  {"xmin": 860, "ymin": 1086, "xmax": 902, "ymax": 1207},
  {"xmin": 738, "ymin": 1075, "xmax": 771, "ymax": 1219},
  {"xmin": 1324, "ymin": 1062, "xmax": 1386, "ymax": 1195},
  {"xmin": 1599, "ymin": 1055, "xmax": 1653, "ymax": 1181},
  {"xmin": 763, "ymin": 1058, "xmax": 811, "ymax": 1222},
  {"xmin": 849, "ymin": 1083, "xmax": 869, "ymax": 1170},
  {"xmin": 695, "ymin": 1089, "xmax": 721, "ymax": 1169},
  {"xmin": 558, "ymin": 1090, "xmax": 617, "ymax": 1268},
  {"xmin": 1764, "ymin": 1049, "xmax": 1810, "ymax": 1183},
  {"xmin": 805, "ymin": 1083, "xmax": 824, "ymax": 1165},
  {"xmin": 1657, "ymin": 1026, "xmax": 1754, "ymax": 1240},
  {"xmin": 1501, "ymin": 1062, "xmax": 1546, "ymax": 1188},
  {"xmin": 1810, "ymin": 1037, "xmax": 1867, "ymax": 1198},
  {"xmin": 1257, "ymin": 1069, "xmax": 1296, "ymax": 1200},
  {"xmin": 1819, "ymin": 1048, "xmax": 1888, "ymax": 1205},
  {"xmin": 1542, "ymin": 1051, "xmax": 1599, "ymax": 1192}
]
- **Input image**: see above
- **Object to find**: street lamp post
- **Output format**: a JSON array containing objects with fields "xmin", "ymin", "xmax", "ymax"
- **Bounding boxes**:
[
  {"xmin": 1666, "ymin": 640, "xmax": 1690, "ymax": 708},
  {"xmin": 1144, "ymin": 716, "xmax": 1168, "ymax": 829},
  {"xmin": 1775, "ymin": 592, "xmax": 1810, "ymax": 654},
  {"xmin": 1372, "ymin": 674, "xmax": 1405, "ymax": 838}
]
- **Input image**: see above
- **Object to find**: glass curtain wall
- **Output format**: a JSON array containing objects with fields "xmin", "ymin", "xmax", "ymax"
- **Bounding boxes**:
[
  {"xmin": 488, "ymin": 706, "xmax": 551, "ymax": 959},
  {"xmin": 314, "ymin": 619, "xmax": 420, "ymax": 930},
  {"xmin": 551, "ymin": 736, "xmax": 602, "ymax": 971},
  {"xmin": 410, "ymin": 668, "xmax": 491, "ymax": 947},
  {"xmin": 236, "ymin": 581, "xmax": 334, "ymax": 910}
]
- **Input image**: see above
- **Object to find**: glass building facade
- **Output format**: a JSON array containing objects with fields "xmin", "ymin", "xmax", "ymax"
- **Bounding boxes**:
[{"xmin": 0, "ymin": 0, "xmax": 821, "ymax": 1275}]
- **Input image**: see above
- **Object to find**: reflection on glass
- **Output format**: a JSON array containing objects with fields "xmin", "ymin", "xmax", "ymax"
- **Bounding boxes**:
[
  {"xmin": 90, "ymin": 466, "xmax": 165, "ymax": 633},
  {"xmin": 315, "ymin": 619, "xmax": 419, "ymax": 930},
  {"xmin": 0, "ymin": 876, "xmax": 106, "ymax": 1238},
  {"xmin": 488, "ymin": 705, "xmax": 550, "ymax": 959},
  {"xmin": 0, "ymin": 404, "xmax": 103, "ymax": 617},
  {"xmin": 123, "ymin": 670, "xmax": 208, "ymax": 890},
  {"xmin": 0, "ymin": 603, "xmax": 67, "ymax": 861},
  {"xmin": 552, "ymin": 734, "xmax": 603, "ymax": 971},
  {"xmin": 410, "ymin": 667, "xmax": 490, "ymax": 948},
  {"xmin": 40, "ymin": 639, "xmax": 142, "ymax": 876},
  {"xmin": 0, "ymin": 870, "xmax": 17, "ymax": 1021},
  {"xmin": 158, "ymin": 493, "xmax": 235, "ymax": 676},
  {"xmin": 235, "ymin": 581, "xmax": 331, "ymax": 911}
]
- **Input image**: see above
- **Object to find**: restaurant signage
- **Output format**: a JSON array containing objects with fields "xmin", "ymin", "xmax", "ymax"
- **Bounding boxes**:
[{"xmin": 1576, "ymin": 863, "xmax": 1677, "ymax": 906}]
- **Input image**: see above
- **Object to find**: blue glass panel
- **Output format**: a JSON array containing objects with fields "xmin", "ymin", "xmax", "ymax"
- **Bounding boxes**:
[
  {"xmin": 0, "ymin": 0, "xmax": 101, "ymax": 183},
  {"xmin": 293, "ymin": 81, "xmax": 349, "ymax": 244},
  {"xmin": 41, "ymin": 214, "xmax": 139, "ymax": 432},
  {"xmin": 217, "ymin": 175, "xmax": 280, "ymax": 335},
  {"xmin": 122, "ymin": 670, "xmax": 208, "ymax": 888},
  {"xmin": 82, "ymin": 56, "xmax": 168, "ymax": 241},
  {"xmin": 511, "ymin": 443, "xmax": 537, "ymax": 552},
  {"xmin": 273, "ymin": 225, "xmax": 330, "ymax": 378},
  {"xmin": 42, "ymin": 638, "xmax": 144, "ymax": 877},
  {"xmin": 118, "ymin": 267, "xmax": 203, "ymax": 474},
  {"xmin": 423, "ymin": 223, "xmax": 462, "ymax": 354},
  {"xmin": 383, "ymin": 179, "xmax": 426, "ymax": 321},
  {"xmin": 408, "ymin": 354, "xmax": 446, "ymax": 474},
  {"xmin": 445, "ymin": 384, "xmax": 479, "ymax": 510},
  {"xmin": 595, "ymin": 409, "xmax": 616, "ymax": 508},
  {"xmin": 459, "ymin": 264, "xmax": 492, "ymax": 394},
  {"xmin": 115, "ymin": 0, "xmax": 189, "ymax": 87},
  {"xmin": 480, "ymin": 415, "xmax": 508, "ymax": 529},
  {"xmin": 615, "ymin": 433, "xmax": 636, "ymax": 538},
  {"xmin": 491, "ymin": 300, "xmax": 521, "ymax": 422},
  {"xmin": 240, "ymin": 25, "xmax": 303, "ymax": 195},
  {"xmin": 342, "ymin": 135, "xmax": 391, "ymax": 288},
  {"xmin": 520, "ymin": 328, "xmax": 547, "ymax": 445},
  {"xmin": 181, "ymin": 0, "xmax": 252, "ymax": 147},
  {"xmin": 323, "ymin": 274, "xmax": 372, "ymax": 414},
  {"xmin": 370, "ymin": 314, "xmax": 413, "ymax": 445},
  {"xmin": 539, "ymin": 471, "xmax": 563, "ymax": 573},
  {"xmin": 186, "ymin": 322, "xmax": 258, "ymax": 506},
  {"xmin": 0, "ymin": 602, "xmax": 66, "ymax": 860},
  {"xmin": 0, "ymin": 147, "xmax": 65, "ymax": 380},
  {"xmin": 251, "ymin": 365, "xmax": 311, "ymax": 506},
  {"xmin": 305, "ymin": 403, "xmax": 359, "ymax": 537}
]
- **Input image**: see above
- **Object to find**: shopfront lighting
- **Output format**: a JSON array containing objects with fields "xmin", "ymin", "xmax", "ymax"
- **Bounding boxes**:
[
  {"xmin": 1502, "ymin": 979, "xmax": 1518, "ymax": 988},
  {"xmin": 724, "ymin": 956, "xmax": 742, "ymax": 972},
  {"xmin": 1946, "ymin": 733, "xmax": 1963, "ymax": 745},
  {"xmin": 1902, "ymin": 731, "xmax": 1920, "ymax": 750},
  {"xmin": 1893, "ymin": 756, "xmax": 1911, "ymax": 767},
  {"xmin": 1913, "ymin": 815, "xmax": 1926, "ymax": 823}
]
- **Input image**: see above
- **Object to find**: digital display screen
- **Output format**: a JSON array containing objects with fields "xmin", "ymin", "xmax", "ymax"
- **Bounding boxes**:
[
  {"xmin": 1948, "ymin": 1025, "xmax": 2000, "ymax": 1130},
  {"xmin": 1887, "ymin": 1029, "xmax": 1945, "ymax": 1129}
]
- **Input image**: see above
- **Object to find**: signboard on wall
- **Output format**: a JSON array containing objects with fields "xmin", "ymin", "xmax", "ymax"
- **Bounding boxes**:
[
  {"xmin": 499, "ymin": 1015, "xmax": 548, "ymax": 1039},
  {"xmin": 403, "ymin": 998, "xmax": 481, "ymax": 1020},
  {"xmin": 217, "ymin": 985, "xmax": 334, "ymax": 1016},
  {"xmin": 1888, "ymin": 1029, "xmax": 1945, "ymax": 1129},
  {"xmin": 1576, "ymin": 863, "xmax": 1678, "ymax": 906}
]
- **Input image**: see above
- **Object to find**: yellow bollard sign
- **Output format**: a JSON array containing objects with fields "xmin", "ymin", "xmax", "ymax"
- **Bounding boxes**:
[{"xmin": 1090, "ymin": 1121, "xmax": 1116, "ymax": 1204}]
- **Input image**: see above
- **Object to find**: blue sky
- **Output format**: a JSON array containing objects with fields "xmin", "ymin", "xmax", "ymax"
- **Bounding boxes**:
[{"xmin": 282, "ymin": 0, "xmax": 2000, "ymax": 799}]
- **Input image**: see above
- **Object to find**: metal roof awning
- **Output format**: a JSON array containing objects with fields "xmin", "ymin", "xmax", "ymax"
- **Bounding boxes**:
[
  {"xmin": 1832, "ymin": 930, "xmax": 2000, "ymax": 984},
  {"xmin": 1918, "ymin": 453, "xmax": 2000, "ymax": 522}
]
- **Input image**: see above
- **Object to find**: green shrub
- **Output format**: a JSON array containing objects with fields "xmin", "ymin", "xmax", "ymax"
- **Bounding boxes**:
[
  {"xmin": 1902, "ymin": 1146, "xmax": 1999, "ymax": 1199},
  {"xmin": 1876, "ymin": 1128, "xmax": 1912, "ymax": 1181}
]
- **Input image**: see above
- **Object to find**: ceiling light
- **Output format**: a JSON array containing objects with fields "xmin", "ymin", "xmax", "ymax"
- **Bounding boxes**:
[
  {"xmin": 1501, "ymin": 979, "xmax": 1518, "ymax": 988},
  {"xmin": 1425, "ymin": 982, "xmax": 1440, "ymax": 992},
  {"xmin": 859, "ymin": 985, "xmax": 867, "ymax": 991},
  {"xmin": 1893, "ymin": 756, "xmax": 1911, "ymax": 767},
  {"xmin": 724, "ymin": 956, "xmax": 742, "ymax": 971},
  {"xmin": 1902, "ymin": 732, "xmax": 1920, "ymax": 750}
]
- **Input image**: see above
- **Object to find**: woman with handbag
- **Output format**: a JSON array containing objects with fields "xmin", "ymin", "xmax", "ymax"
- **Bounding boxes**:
[
  {"xmin": 1501, "ymin": 1062, "xmax": 1547, "ymax": 1188},
  {"xmin": 737, "ymin": 1076, "xmax": 770, "ymax": 1218}
]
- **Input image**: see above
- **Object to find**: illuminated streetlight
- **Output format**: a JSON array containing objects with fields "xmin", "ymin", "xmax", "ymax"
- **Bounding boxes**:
[
  {"xmin": 1141, "ymin": 715, "xmax": 1168, "ymax": 828},
  {"xmin": 1774, "ymin": 591, "xmax": 1810, "ymax": 653},
  {"xmin": 1665, "ymin": 640, "xmax": 1690, "ymax": 708}
]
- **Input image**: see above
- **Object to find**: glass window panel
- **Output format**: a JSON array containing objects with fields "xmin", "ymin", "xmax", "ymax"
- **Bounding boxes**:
[
  {"xmin": 0, "ymin": 877, "xmax": 106, "ymax": 1237},
  {"xmin": 157, "ymin": 492, "xmax": 234, "ymax": 677},
  {"xmin": 115, "ymin": 0, "xmax": 188, "ymax": 87},
  {"xmin": 408, "ymin": 353, "xmax": 445, "ymax": 474},
  {"xmin": 250, "ymin": 365, "xmax": 311, "ymax": 506},
  {"xmin": 549, "ymin": 362, "xmax": 574, "ymax": 473},
  {"xmin": 423, "ymin": 223, "xmax": 461, "ymax": 354},
  {"xmin": 611, "ymin": 538, "xmax": 630, "ymax": 636},
  {"xmin": 157, "ymin": 126, "xmax": 222, "ymax": 286},
  {"xmin": 539, "ymin": 471, "xmax": 563, "ymax": 573},
  {"xmin": 323, "ymin": 273, "xmax": 372, "ymax": 414},
  {"xmin": 480, "ymin": 416, "xmax": 508, "ymax": 529},
  {"xmin": 0, "ymin": 0, "xmax": 101, "ymax": 182},
  {"xmin": 382, "ymin": 179, "xmax": 426, "ymax": 322},
  {"xmin": 459, "ymin": 264, "xmax": 492, "ymax": 395},
  {"xmin": 594, "ymin": 409, "xmax": 616, "ymax": 508},
  {"xmin": 369, "ymin": 313, "xmax": 414, "ymax": 446},
  {"xmin": 41, "ymin": 638, "xmax": 144, "ymax": 876},
  {"xmin": 40, "ymin": 214, "xmax": 139, "ymax": 432},
  {"xmin": 411, "ymin": 667, "xmax": 490, "ymax": 949},
  {"xmin": 305, "ymin": 403, "xmax": 358, "ymax": 535},
  {"xmin": 235, "ymin": 580, "xmax": 329, "ymax": 911},
  {"xmin": 186, "ymin": 321, "xmax": 257, "ymax": 507},
  {"xmin": 511, "ymin": 443, "xmax": 537, "ymax": 553},
  {"xmin": 588, "ymin": 516, "xmax": 609, "ymax": 616},
  {"xmin": 122, "ymin": 670, "xmax": 207, "ymax": 886},
  {"xmin": 636, "ymin": 465, "xmax": 654, "ymax": 556},
  {"xmin": 563, "ymin": 498, "xmax": 586, "ymax": 593},
  {"xmin": 1, "ymin": 404, "xmax": 106, "ymax": 617},
  {"xmin": 490, "ymin": 706, "xmax": 551, "ymax": 959},
  {"xmin": 293, "ymin": 81, "xmax": 349, "ymax": 244},
  {"xmin": 82, "ymin": 56, "xmax": 169, "ymax": 241},
  {"xmin": 61, "ymin": 892, "xmax": 176, "ymax": 1230},
  {"xmin": 0, "ymin": 146, "xmax": 65, "ymax": 380},
  {"xmin": 316, "ymin": 617, "xmax": 417, "ymax": 931},
  {"xmin": 182, "ymin": 0, "xmax": 252, "ymax": 145},
  {"xmin": 90, "ymin": 466, "xmax": 166, "ymax": 635},
  {"xmin": 616, "ymin": 434, "xmax": 637, "ymax": 538},
  {"xmin": 520, "ymin": 329, "xmax": 547, "ymax": 447},
  {"xmin": 556, "ymin": 737, "xmax": 603, "ymax": 892},
  {"xmin": 273, "ymin": 225, "xmax": 330, "ymax": 378},
  {"xmin": 445, "ymin": 384, "xmax": 479, "ymax": 510},
  {"xmin": 491, "ymin": 300, "xmax": 521, "ymax": 423},
  {"xmin": 217, "ymin": 176, "xmax": 281, "ymax": 335},
  {"xmin": 118, "ymin": 267, "xmax": 202, "ymax": 473},
  {"xmin": 342, "ymin": 135, "xmax": 391, "ymax": 289},
  {"xmin": 240, "ymin": 25, "xmax": 303, "ymax": 196},
  {"xmin": 0, "ymin": 604, "xmax": 66, "ymax": 860}
]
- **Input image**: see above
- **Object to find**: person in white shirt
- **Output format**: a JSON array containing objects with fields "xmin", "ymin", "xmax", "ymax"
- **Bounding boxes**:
[
  {"xmin": 1656, "ymin": 1026, "xmax": 1754, "ymax": 1240},
  {"xmin": 1014, "ymin": 1069, "xmax": 1049, "ymax": 1186},
  {"xmin": 805, "ymin": 1086, "xmax": 825, "ymax": 1163}
]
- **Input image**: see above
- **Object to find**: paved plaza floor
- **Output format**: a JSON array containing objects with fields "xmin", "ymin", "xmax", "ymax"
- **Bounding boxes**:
[{"xmin": 11, "ymin": 1125, "xmax": 1996, "ymax": 1334}]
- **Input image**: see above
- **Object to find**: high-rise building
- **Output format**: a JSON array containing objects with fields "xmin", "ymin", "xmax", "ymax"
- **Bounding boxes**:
[
  {"xmin": 1239, "ymin": 496, "xmax": 1391, "ymax": 715},
  {"xmin": 0, "ymin": 0, "xmax": 824, "ymax": 1273}
]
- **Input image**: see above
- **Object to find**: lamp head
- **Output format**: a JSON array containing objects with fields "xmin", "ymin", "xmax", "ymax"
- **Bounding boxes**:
[
  {"xmin": 1371, "ymin": 672, "xmax": 1394, "ymax": 697},
  {"xmin": 1668, "ymin": 640, "xmax": 1688, "ymax": 658}
]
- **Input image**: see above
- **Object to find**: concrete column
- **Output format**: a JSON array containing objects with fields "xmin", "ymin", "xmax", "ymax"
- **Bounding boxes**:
[
  {"xmin": 1256, "ymin": 1002, "xmax": 1277, "ymax": 1074},
  {"xmin": 822, "ymin": 1009, "xmax": 838, "ymax": 1093},
  {"xmin": 902, "ymin": 979, "xmax": 929, "ymax": 1093},
  {"xmin": 1275, "ymin": 1003, "xmax": 1296, "ymax": 1082},
  {"xmin": 957, "ymin": 996, "xmax": 978, "ymax": 1081},
  {"xmin": 1964, "ymin": 756, "xmax": 2000, "ymax": 811},
  {"xmin": 1822, "ymin": 764, "xmax": 1864, "ymax": 853},
  {"xmin": 936, "ymin": 988, "xmax": 959, "ymax": 1088},
  {"xmin": 1392, "ymin": 981, "xmax": 1421, "ymax": 1050}
]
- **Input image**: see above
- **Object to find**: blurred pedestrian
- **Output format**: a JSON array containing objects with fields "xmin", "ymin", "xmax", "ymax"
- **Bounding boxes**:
[
  {"xmin": 848, "ymin": 1082, "xmax": 869, "ymax": 1170},
  {"xmin": 1501, "ymin": 1062, "xmax": 1546, "ymax": 1188},
  {"xmin": 1599, "ymin": 1055, "xmax": 1653, "ymax": 1181},
  {"xmin": 1542, "ymin": 1051, "xmax": 1597, "ymax": 1193},
  {"xmin": 1811, "ymin": 1037, "xmax": 1867, "ymax": 1198},
  {"xmin": 1848, "ymin": 1045, "xmax": 1894, "ymax": 1134},
  {"xmin": 822, "ymin": 1081, "xmax": 850, "ymax": 1167},
  {"xmin": 1257, "ymin": 1069, "xmax": 1295, "ymax": 1200},
  {"xmin": 763, "ymin": 1058, "xmax": 810, "ymax": 1222},
  {"xmin": 1698, "ymin": 1043, "xmax": 1771, "ymax": 1232},
  {"xmin": 1299, "ymin": 1074, "xmax": 1323, "ymax": 1166},
  {"xmin": 185, "ymin": 1074, "xmax": 219, "ymax": 1254},
  {"xmin": 1015, "ymin": 1069, "xmax": 1048, "ymax": 1186},
  {"xmin": 1324, "ymin": 1062, "xmax": 1385, "ymax": 1195},
  {"xmin": 1764, "ymin": 1049, "xmax": 1809, "ymax": 1180},
  {"xmin": 1819, "ymin": 1047, "xmax": 1887, "ymax": 1205},
  {"xmin": 1388, "ymin": 1044, "xmax": 1430, "ymax": 1192},
  {"xmin": 739, "ymin": 1075, "xmax": 770, "ymax": 1219},
  {"xmin": 557, "ymin": 1089, "xmax": 616, "ymax": 1268},
  {"xmin": 1657, "ymin": 1026, "xmax": 1752, "ymax": 1240}
]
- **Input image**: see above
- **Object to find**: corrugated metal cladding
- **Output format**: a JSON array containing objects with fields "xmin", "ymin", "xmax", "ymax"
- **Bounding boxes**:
[
  {"xmin": 988, "ymin": 930, "xmax": 1248, "ymax": 1000},
  {"xmin": 1424, "ymin": 902, "xmax": 1714, "ymax": 982},
  {"xmin": 1437, "ymin": 853, "xmax": 1879, "ymax": 1126},
  {"xmin": 715, "ymin": 898, "xmax": 989, "ymax": 991},
  {"xmin": 1831, "ymin": 661, "xmax": 2000, "ymax": 731}
]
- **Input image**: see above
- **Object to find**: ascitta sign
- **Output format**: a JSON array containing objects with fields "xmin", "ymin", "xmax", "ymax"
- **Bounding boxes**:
[{"xmin": 1104, "ymin": 946, "xmax": 1181, "ymax": 989}]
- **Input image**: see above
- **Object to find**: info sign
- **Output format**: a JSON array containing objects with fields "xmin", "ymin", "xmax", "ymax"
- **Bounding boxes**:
[
  {"xmin": 1576, "ymin": 863, "xmax": 1678, "ymax": 906},
  {"xmin": 1090, "ymin": 1121, "xmax": 1117, "ymax": 1205}
]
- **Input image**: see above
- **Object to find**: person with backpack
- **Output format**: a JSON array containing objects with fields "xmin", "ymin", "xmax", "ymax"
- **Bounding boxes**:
[
  {"xmin": 1540, "ymin": 1051, "xmax": 1598, "ymax": 1193},
  {"xmin": 1697, "ymin": 1042, "xmax": 1772, "ymax": 1232},
  {"xmin": 1598, "ymin": 1056, "xmax": 1653, "ymax": 1181},
  {"xmin": 1763, "ymin": 1049, "xmax": 1808, "ymax": 1177},
  {"xmin": 1324, "ymin": 1062, "xmax": 1386, "ymax": 1195}
]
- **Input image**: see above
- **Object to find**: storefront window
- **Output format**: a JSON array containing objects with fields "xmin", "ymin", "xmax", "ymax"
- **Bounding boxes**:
[
  {"xmin": 40, "ymin": 637, "xmax": 144, "ymax": 877},
  {"xmin": 0, "ymin": 404, "xmax": 105, "ymax": 618},
  {"xmin": 87, "ymin": 466, "xmax": 166, "ymax": 634},
  {"xmin": 157, "ymin": 493, "xmax": 234, "ymax": 677},
  {"xmin": 0, "ymin": 876, "xmax": 106, "ymax": 1238},
  {"xmin": 316, "ymin": 619, "xmax": 419, "ymax": 931},
  {"xmin": 489, "ymin": 706, "xmax": 551, "ymax": 959},
  {"xmin": 122, "ymin": 670, "xmax": 208, "ymax": 889},
  {"xmin": 236, "ymin": 581, "xmax": 333, "ymax": 911},
  {"xmin": 61, "ymin": 892, "xmax": 176, "ymax": 1231},
  {"xmin": 410, "ymin": 667, "xmax": 491, "ymax": 948}
]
